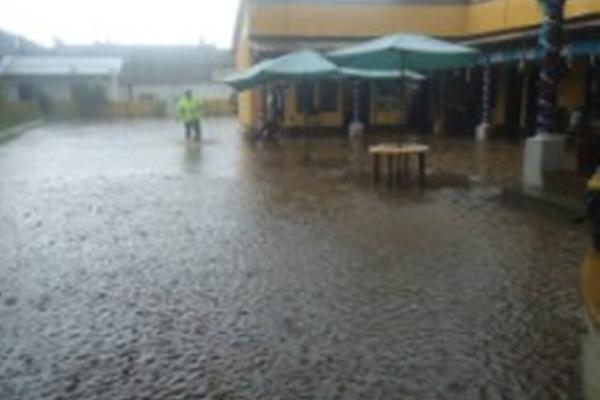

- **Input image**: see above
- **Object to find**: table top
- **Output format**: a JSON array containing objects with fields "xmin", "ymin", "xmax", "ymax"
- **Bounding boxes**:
[
  {"xmin": 369, "ymin": 143, "xmax": 430, "ymax": 155},
  {"xmin": 398, "ymin": 144, "xmax": 430, "ymax": 154}
]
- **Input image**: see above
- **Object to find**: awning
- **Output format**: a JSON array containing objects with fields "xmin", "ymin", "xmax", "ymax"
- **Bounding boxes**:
[{"xmin": 481, "ymin": 40, "xmax": 600, "ymax": 65}]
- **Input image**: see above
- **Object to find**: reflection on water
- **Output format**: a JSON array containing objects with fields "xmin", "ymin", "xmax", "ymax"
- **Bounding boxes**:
[{"xmin": 182, "ymin": 140, "xmax": 202, "ymax": 173}]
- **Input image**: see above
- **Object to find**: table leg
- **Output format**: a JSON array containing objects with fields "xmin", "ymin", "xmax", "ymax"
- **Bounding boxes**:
[
  {"xmin": 396, "ymin": 154, "xmax": 403, "ymax": 185},
  {"xmin": 373, "ymin": 154, "xmax": 381, "ymax": 184},
  {"xmin": 418, "ymin": 153, "xmax": 426, "ymax": 186},
  {"xmin": 387, "ymin": 155, "xmax": 394, "ymax": 188},
  {"xmin": 403, "ymin": 155, "xmax": 410, "ymax": 179}
]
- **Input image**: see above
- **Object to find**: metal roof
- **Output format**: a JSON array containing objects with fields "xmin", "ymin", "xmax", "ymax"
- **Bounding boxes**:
[
  {"xmin": 0, "ymin": 56, "xmax": 124, "ymax": 77},
  {"xmin": 51, "ymin": 45, "xmax": 232, "ymax": 84}
]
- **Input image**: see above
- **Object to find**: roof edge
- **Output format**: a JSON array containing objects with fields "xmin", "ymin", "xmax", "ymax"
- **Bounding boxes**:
[{"xmin": 232, "ymin": 0, "xmax": 248, "ymax": 51}]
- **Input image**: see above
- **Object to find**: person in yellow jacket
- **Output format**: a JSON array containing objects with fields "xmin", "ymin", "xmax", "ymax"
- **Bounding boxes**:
[{"xmin": 177, "ymin": 90, "xmax": 203, "ymax": 140}]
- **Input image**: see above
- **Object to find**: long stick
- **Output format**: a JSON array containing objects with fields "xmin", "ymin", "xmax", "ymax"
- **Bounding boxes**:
[{"xmin": 400, "ymin": 52, "xmax": 406, "ymax": 139}]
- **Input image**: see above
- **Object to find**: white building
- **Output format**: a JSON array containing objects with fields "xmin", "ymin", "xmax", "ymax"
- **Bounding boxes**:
[
  {"xmin": 52, "ymin": 44, "xmax": 235, "ymax": 116},
  {"xmin": 0, "ymin": 56, "xmax": 124, "ymax": 103}
]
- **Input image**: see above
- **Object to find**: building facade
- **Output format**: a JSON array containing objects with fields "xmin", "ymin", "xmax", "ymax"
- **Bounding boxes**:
[
  {"xmin": 0, "ymin": 56, "xmax": 123, "ymax": 103},
  {"xmin": 53, "ymin": 45, "xmax": 235, "ymax": 117},
  {"xmin": 233, "ymin": 0, "xmax": 600, "ymax": 135}
]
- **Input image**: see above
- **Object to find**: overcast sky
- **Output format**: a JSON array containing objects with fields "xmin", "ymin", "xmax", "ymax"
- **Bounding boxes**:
[{"xmin": 0, "ymin": 0, "xmax": 240, "ymax": 48}]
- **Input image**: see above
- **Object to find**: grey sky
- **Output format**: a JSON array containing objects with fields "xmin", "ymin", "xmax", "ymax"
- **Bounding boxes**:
[{"xmin": 0, "ymin": 0, "xmax": 240, "ymax": 48}]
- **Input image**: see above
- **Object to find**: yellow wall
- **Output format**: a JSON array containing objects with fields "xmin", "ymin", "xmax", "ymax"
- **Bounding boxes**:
[
  {"xmin": 278, "ymin": 81, "xmax": 405, "ymax": 130},
  {"xmin": 246, "ymin": 0, "xmax": 600, "ymax": 40},
  {"xmin": 280, "ymin": 82, "xmax": 343, "ymax": 128},
  {"xmin": 248, "ymin": 4, "xmax": 466, "ymax": 39},
  {"xmin": 235, "ymin": 0, "xmax": 600, "ymax": 129},
  {"xmin": 236, "ymin": 37, "xmax": 263, "ymax": 128}
]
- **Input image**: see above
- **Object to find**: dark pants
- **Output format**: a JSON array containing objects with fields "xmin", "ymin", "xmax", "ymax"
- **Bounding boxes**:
[{"xmin": 184, "ymin": 119, "xmax": 201, "ymax": 139}]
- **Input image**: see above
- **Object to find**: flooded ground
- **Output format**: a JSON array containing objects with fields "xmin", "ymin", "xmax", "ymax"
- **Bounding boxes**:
[{"xmin": 0, "ymin": 118, "xmax": 589, "ymax": 399}]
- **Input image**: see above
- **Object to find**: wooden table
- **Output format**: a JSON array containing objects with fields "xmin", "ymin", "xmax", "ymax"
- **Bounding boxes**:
[{"xmin": 369, "ymin": 143, "xmax": 430, "ymax": 187}]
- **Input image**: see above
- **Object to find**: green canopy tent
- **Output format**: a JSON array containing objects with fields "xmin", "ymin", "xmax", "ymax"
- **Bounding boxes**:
[
  {"xmin": 330, "ymin": 33, "xmax": 480, "ymax": 136},
  {"xmin": 224, "ymin": 50, "xmax": 425, "ymax": 91},
  {"xmin": 339, "ymin": 68, "xmax": 425, "ymax": 81},
  {"xmin": 329, "ymin": 33, "xmax": 480, "ymax": 71},
  {"xmin": 224, "ymin": 50, "xmax": 425, "ymax": 156},
  {"xmin": 225, "ymin": 50, "xmax": 341, "ymax": 158},
  {"xmin": 224, "ymin": 50, "xmax": 339, "ymax": 92}
]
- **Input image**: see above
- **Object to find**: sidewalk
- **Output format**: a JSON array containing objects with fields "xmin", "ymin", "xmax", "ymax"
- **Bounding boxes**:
[
  {"xmin": 0, "ymin": 118, "xmax": 44, "ymax": 143},
  {"xmin": 376, "ymin": 135, "xmax": 587, "ymax": 214}
]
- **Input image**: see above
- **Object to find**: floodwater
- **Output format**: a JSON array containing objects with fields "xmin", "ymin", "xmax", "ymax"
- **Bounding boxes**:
[{"xmin": 0, "ymin": 118, "xmax": 589, "ymax": 399}]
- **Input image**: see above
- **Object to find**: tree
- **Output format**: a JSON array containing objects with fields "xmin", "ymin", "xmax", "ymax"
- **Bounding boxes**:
[{"xmin": 536, "ymin": 0, "xmax": 566, "ymax": 136}]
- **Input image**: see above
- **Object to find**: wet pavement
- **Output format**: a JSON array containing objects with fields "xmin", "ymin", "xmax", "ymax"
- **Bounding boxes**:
[{"xmin": 0, "ymin": 118, "xmax": 589, "ymax": 399}]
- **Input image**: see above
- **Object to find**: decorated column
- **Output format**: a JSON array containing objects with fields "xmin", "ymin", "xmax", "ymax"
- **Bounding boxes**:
[
  {"xmin": 476, "ymin": 64, "xmax": 493, "ymax": 140},
  {"xmin": 522, "ymin": 0, "xmax": 567, "ymax": 190},
  {"xmin": 349, "ymin": 79, "xmax": 365, "ymax": 137},
  {"xmin": 536, "ymin": 0, "xmax": 566, "ymax": 136}
]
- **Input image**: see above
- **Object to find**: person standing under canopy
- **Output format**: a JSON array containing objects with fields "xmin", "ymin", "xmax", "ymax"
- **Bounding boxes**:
[{"xmin": 177, "ymin": 90, "xmax": 203, "ymax": 141}]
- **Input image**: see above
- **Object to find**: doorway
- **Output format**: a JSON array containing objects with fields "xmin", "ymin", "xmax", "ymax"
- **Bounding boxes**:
[{"xmin": 504, "ymin": 66, "xmax": 524, "ymax": 137}]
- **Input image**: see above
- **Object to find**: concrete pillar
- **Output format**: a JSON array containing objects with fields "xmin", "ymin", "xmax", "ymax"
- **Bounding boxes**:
[
  {"xmin": 523, "ymin": 134, "xmax": 566, "ymax": 190},
  {"xmin": 522, "ymin": 0, "xmax": 566, "ymax": 190}
]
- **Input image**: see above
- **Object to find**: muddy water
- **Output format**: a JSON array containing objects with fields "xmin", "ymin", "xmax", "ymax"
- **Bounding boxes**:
[{"xmin": 0, "ymin": 118, "xmax": 587, "ymax": 399}]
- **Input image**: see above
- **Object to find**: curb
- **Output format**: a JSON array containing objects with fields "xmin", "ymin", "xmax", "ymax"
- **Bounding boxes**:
[{"xmin": 0, "ymin": 119, "xmax": 44, "ymax": 143}]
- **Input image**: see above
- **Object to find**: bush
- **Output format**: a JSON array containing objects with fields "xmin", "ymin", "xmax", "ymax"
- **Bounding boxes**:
[
  {"xmin": 71, "ymin": 82, "xmax": 107, "ymax": 118},
  {"xmin": 100, "ymin": 100, "xmax": 167, "ymax": 119},
  {"xmin": 0, "ymin": 101, "xmax": 40, "ymax": 131},
  {"xmin": 0, "ymin": 83, "xmax": 6, "ymax": 107}
]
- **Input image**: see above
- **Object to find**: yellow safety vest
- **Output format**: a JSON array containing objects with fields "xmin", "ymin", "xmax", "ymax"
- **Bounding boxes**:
[{"xmin": 177, "ymin": 96, "xmax": 203, "ymax": 122}]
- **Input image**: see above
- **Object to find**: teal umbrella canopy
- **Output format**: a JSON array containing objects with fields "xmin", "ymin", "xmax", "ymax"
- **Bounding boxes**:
[
  {"xmin": 266, "ymin": 50, "xmax": 339, "ymax": 77},
  {"xmin": 224, "ymin": 50, "xmax": 338, "ymax": 91},
  {"xmin": 223, "ymin": 58, "xmax": 278, "ymax": 91},
  {"xmin": 339, "ymin": 67, "xmax": 425, "ymax": 81},
  {"xmin": 224, "ymin": 50, "xmax": 427, "ymax": 92},
  {"xmin": 330, "ymin": 33, "xmax": 480, "ymax": 71}
]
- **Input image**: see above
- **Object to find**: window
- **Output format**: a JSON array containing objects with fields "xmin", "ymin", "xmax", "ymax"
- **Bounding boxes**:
[
  {"xmin": 317, "ymin": 81, "xmax": 338, "ymax": 112},
  {"xmin": 18, "ymin": 83, "xmax": 35, "ymax": 102},
  {"xmin": 373, "ymin": 81, "xmax": 402, "ymax": 112},
  {"xmin": 296, "ymin": 82, "xmax": 316, "ymax": 114}
]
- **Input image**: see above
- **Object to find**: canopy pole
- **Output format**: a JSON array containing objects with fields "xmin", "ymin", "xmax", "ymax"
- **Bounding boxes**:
[
  {"xmin": 303, "ymin": 80, "xmax": 312, "ymax": 163},
  {"xmin": 353, "ymin": 79, "xmax": 360, "ymax": 123},
  {"xmin": 399, "ymin": 52, "xmax": 406, "ymax": 139}
]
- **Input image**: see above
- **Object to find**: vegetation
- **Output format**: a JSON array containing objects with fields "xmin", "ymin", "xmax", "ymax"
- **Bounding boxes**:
[{"xmin": 0, "ymin": 83, "xmax": 41, "ymax": 136}]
